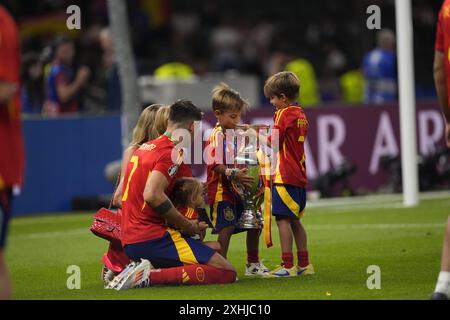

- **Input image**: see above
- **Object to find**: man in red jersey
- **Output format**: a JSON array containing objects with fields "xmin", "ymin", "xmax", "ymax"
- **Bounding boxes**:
[
  {"xmin": 109, "ymin": 100, "xmax": 236, "ymax": 290},
  {"xmin": 263, "ymin": 71, "xmax": 314, "ymax": 277},
  {"xmin": 432, "ymin": 0, "xmax": 450, "ymax": 300},
  {"xmin": 0, "ymin": 4, "xmax": 25, "ymax": 300}
]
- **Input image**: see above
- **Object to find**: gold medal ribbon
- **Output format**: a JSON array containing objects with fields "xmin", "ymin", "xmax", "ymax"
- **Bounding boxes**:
[{"xmin": 256, "ymin": 149, "xmax": 272, "ymax": 248}]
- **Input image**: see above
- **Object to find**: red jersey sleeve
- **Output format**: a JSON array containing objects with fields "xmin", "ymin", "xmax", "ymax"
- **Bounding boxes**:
[
  {"xmin": 178, "ymin": 207, "xmax": 198, "ymax": 220},
  {"xmin": 436, "ymin": 5, "xmax": 444, "ymax": 52},
  {"xmin": 206, "ymin": 127, "xmax": 224, "ymax": 168},
  {"xmin": 153, "ymin": 150, "xmax": 179, "ymax": 184},
  {"xmin": 270, "ymin": 108, "xmax": 288, "ymax": 146}
]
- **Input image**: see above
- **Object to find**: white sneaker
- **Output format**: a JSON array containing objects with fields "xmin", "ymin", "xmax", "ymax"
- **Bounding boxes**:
[
  {"xmin": 101, "ymin": 265, "xmax": 117, "ymax": 288},
  {"xmin": 245, "ymin": 261, "xmax": 270, "ymax": 276},
  {"xmin": 297, "ymin": 264, "xmax": 315, "ymax": 276},
  {"xmin": 113, "ymin": 259, "xmax": 153, "ymax": 290},
  {"xmin": 105, "ymin": 261, "xmax": 137, "ymax": 289}
]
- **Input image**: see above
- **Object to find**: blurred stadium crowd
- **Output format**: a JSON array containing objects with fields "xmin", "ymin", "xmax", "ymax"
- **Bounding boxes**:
[{"xmin": 1, "ymin": 0, "xmax": 441, "ymax": 115}]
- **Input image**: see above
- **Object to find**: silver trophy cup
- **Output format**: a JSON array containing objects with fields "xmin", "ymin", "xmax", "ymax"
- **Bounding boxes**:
[{"xmin": 231, "ymin": 125, "xmax": 269, "ymax": 229}]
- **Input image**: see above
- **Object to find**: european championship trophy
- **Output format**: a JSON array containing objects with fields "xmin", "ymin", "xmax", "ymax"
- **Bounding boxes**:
[{"xmin": 231, "ymin": 124, "xmax": 270, "ymax": 229}]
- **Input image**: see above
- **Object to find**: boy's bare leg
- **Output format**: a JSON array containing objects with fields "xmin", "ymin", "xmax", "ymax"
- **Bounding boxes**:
[
  {"xmin": 275, "ymin": 217, "xmax": 294, "ymax": 269},
  {"xmin": 217, "ymin": 225, "xmax": 235, "ymax": 258},
  {"xmin": 440, "ymin": 216, "xmax": 450, "ymax": 272},
  {"xmin": 0, "ymin": 251, "xmax": 11, "ymax": 300},
  {"xmin": 277, "ymin": 217, "xmax": 293, "ymax": 252},
  {"xmin": 244, "ymin": 228, "xmax": 269, "ymax": 275},
  {"xmin": 246, "ymin": 228, "xmax": 260, "ymax": 258},
  {"xmin": 290, "ymin": 218, "xmax": 312, "ymax": 271},
  {"xmin": 276, "ymin": 217, "xmax": 293, "ymax": 253},
  {"xmin": 290, "ymin": 218, "xmax": 307, "ymax": 252}
]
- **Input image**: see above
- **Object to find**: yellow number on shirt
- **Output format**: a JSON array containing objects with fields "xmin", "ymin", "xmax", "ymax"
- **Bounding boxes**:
[{"xmin": 121, "ymin": 155, "xmax": 139, "ymax": 202}]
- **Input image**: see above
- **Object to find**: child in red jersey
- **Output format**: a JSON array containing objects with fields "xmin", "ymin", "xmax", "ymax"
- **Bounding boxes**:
[
  {"xmin": 170, "ymin": 177, "xmax": 220, "ymax": 252},
  {"xmin": 206, "ymin": 83, "xmax": 270, "ymax": 276},
  {"xmin": 263, "ymin": 71, "xmax": 314, "ymax": 277}
]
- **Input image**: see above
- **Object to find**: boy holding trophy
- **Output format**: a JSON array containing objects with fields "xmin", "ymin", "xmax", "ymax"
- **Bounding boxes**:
[
  {"xmin": 206, "ymin": 83, "xmax": 270, "ymax": 276},
  {"xmin": 264, "ymin": 71, "xmax": 315, "ymax": 277}
]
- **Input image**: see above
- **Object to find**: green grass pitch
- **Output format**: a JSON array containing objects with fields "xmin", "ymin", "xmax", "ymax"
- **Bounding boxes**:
[{"xmin": 6, "ymin": 193, "xmax": 450, "ymax": 300}]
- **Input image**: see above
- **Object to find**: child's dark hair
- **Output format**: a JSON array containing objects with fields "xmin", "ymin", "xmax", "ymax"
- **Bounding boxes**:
[
  {"xmin": 170, "ymin": 177, "xmax": 203, "ymax": 208},
  {"xmin": 169, "ymin": 99, "xmax": 203, "ymax": 124},
  {"xmin": 264, "ymin": 71, "xmax": 300, "ymax": 101},
  {"xmin": 211, "ymin": 82, "xmax": 248, "ymax": 113}
]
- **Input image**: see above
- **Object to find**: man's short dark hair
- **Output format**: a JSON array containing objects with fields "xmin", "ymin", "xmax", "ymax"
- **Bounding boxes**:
[{"xmin": 169, "ymin": 99, "xmax": 203, "ymax": 124}]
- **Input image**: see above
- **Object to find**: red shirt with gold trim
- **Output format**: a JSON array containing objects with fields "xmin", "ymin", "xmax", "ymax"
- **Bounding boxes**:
[
  {"xmin": 178, "ymin": 206, "xmax": 198, "ymax": 220},
  {"xmin": 121, "ymin": 135, "xmax": 191, "ymax": 245},
  {"xmin": 206, "ymin": 125, "xmax": 238, "ymax": 205},
  {"xmin": 270, "ymin": 105, "xmax": 308, "ymax": 187}
]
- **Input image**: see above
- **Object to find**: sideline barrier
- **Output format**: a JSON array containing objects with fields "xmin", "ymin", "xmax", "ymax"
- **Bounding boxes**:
[{"xmin": 12, "ymin": 114, "xmax": 122, "ymax": 215}]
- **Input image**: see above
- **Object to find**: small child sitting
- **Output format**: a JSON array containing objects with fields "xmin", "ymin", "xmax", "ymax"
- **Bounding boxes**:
[{"xmin": 170, "ymin": 177, "xmax": 221, "ymax": 252}]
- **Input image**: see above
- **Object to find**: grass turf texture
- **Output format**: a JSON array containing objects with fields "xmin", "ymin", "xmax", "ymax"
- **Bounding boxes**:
[{"xmin": 6, "ymin": 194, "xmax": 450, "ymax": 300}]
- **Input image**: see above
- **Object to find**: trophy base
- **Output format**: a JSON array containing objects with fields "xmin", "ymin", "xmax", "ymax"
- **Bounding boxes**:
[{"xmin": 236, "ymin": 210, "xmax": 263, "ymax": 230}]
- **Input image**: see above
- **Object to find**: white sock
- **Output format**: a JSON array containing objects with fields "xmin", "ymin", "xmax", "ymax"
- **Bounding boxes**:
[{"xmin": 434, "ymin": 271, "xmax": 450, "ymax": 296}]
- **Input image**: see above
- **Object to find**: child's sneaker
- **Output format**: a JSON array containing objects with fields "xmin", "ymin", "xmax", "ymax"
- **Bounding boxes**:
[
  {"xmin": 245, "ymin": 262, "xmax": 270, "ymax": 276},
  {"xmin": 269, "ymin": 265, "xmax": 298, "ymax": 277},
  {"xmin": 101, "ymin": 265, "xmax": 117, "ymax": 287},
  {"xmin": 105, "ymin": 261, "xmax": 137, "ymax": 289},
  {"xmin": 297, "ymin": 264, "xmax": 315, "ymax": 276},
  {"xmin": 114, "ymin": 259, "xmax": 153, "ymax": 290}
]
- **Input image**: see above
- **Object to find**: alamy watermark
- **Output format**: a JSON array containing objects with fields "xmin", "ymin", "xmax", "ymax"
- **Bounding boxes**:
[
  {"xmin": 66, "ymin": 265, "xmax": 81, "ymax": 289},
  {"xmin": 366, "ymin": 265, "xmax": 381, "ymax": 290},
  {"xmin": 366, "ymin": 5, "xmax": 381, "ymax": 30},
  {"xmin": 66, "ymin": 5, "xmax": 81, "ymax": 30}
]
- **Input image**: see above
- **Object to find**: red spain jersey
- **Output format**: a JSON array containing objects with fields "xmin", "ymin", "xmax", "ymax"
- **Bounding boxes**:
[
  {"xmin": 436, "ymin": 0, "xmax": 450, "ymax": 107},
  {"xmin": 206, "ymin": 125, "xmax": 237, "ymax": 205},
  {"xmin": 0, "ymin": 5, "xmax": 24, "ymax": 189},
  {"xmin": 165, "ymin": 207, "xmax": 198, "ymax": 229},
  {"xmin": 270, "ymin": 105, "xmax": 308, "ymax": 187},
  {"xmin": 178, "ymin": 206, "xmax": 198, "ymax": 220},
  {"xmin": 121, "ymin": 135, "xmax": 191, "ymax": 245}
]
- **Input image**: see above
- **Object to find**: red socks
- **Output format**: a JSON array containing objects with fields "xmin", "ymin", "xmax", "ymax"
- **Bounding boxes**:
[
  {"xmin": 297, "ymin": 251, "xmax": 309, "ymax": 268},
  {"xmin": 247, "ymin": 251, "xmax": 259, "ymax": 264},
  {"xmin": 149, "ymin": 264, "xmax": 236, "ymax": 285},
  {"xmin": 282, "ymin": 251, "xmax": 309, "ymax": 268},
  {"xmin": 281, "ymin": 252, "xmax": 294, "ymax": 268}
]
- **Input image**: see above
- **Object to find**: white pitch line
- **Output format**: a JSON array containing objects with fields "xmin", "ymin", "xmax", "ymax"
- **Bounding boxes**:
[
  {"xmin": 307, "ymin": 223, "xmax": 446, "ymax": 230},
  {"xmin": 10, "ymin": 228, "xmax": 89, "ymax": 240},
  {"xmin": 307, "ymin": 203, "xmax": 406, "ymax": 214},
  {"xmin": 307, "ymin": 190, "xmax": 450, "ymax": 209}
]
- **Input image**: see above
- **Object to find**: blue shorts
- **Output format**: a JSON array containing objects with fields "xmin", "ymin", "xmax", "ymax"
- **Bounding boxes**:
[
  {"xmin": 271, "ymin": 184, "xmax": 306, "ymax": 219},
  {"xmin": 209, "ymin": 200, "xmax": 245, "ymax": 234},
  {"xmin": 0, "ymin": 189, "xmax": 12, "ymax": 249},
  {"xmin": 124, "ymin": 228, "xmax": 215, "ymax": 268}
]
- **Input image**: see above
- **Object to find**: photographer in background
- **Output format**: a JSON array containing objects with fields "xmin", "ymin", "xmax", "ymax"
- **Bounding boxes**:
[{"xmin": 43, "ymin": 35, "xmax": 91, "ymax": 116}]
